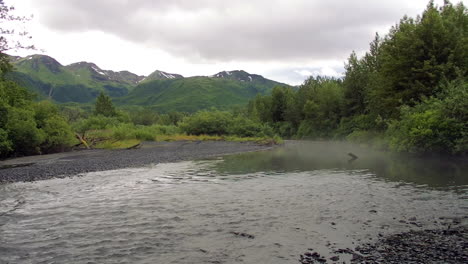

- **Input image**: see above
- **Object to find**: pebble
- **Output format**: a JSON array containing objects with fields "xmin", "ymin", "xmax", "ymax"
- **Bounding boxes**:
[{"xmin": 299, "ymin": 225, "xmax": 467, "ymax": 263}]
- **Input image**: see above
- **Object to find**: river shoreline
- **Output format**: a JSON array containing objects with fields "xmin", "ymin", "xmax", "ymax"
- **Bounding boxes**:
[
  {"xmin": 300, "ymin": 222, "xmax": 467, "ymax": 263},
  {"xmin": 0, "ymin": 140, "xmax": 275, "ymax": 184}
]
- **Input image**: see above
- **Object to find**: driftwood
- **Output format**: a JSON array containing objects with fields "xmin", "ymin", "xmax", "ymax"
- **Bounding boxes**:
[
  {"xmin": 126, "ymin": 143, "xmax": 141, "ymax": 149},
  {"xmin": 75, "ymin": 133, "xmax": 90, "ymax": 149},
  {"xmin": 348, "ymin": 152, "xmax": 358, "ymax": 162}
]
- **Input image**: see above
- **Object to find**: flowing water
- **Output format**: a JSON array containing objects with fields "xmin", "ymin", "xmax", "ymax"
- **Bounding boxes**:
[{"xmin": 0, "ymin": 141, "xmax": 467, "ymax": 263}]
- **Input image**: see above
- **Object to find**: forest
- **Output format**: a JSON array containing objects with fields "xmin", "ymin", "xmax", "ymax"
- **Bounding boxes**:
[
  {"xmin": 0, "ymin": 0, "xmax": 466, "ymax": 158},
  {"xmin": 247, "ymin": 1, "xmax": 467, "ymax": 155}
]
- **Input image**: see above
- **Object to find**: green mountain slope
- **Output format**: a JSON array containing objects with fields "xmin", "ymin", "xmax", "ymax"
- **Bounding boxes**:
[
  {"xmin": 11, "ymin": 55, "xmax": 144, "ymax": 102},
  {"xmin": 117, "ymin": 73, "xmax": 287, "ymax": 112},
  {"xmin": 9, "ymin": 55, "xmax": 289, "ymax": 112},
  {"xmin": 6, "ymin": 71, "xmax": 102, "ymax": 103}
]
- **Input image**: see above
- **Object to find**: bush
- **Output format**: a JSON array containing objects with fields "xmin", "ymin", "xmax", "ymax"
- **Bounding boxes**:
[
  {"xmin": 227, "ymin": 117, "xmax": 265, "ymax": 137},
  {"xmin": 274, "ymin": 122, "xmax": 295, "ymax": 138},
  {"xmin": 386, "ymin": 95, "xmax": 466, "ymax": 154},
  {"xmin": 296, "ymin": 120, "xmax": 315, "ymax": 139},
  {"xmin": 387, "ymin": 107, "xmax": 458, "ymax": 153},
  {"xmin": 111, "ymin": 123, "xmax": 180, "ymax": 141},
  {"xmin": 6, "ymin": 108, "xmax": 45, "ymax": 155},
  {"xmin": 34, "ymin": 101, "xmax": 60, "ymax": 128},
  {"xmin": 133, "ymin": 129, "xmax": 155, "ymax": 141},
  {"xmin": 0, "ymin": 128, "xmax": 12, "ymax": 156},
  {"xmin": 336, "ymin": 114, "xmax": 385, "ymax": 138},
  {"xmin": 180, "ymin": 111, "xmax": 233, "ymax": 135},
  {"xmin": 130, "ymin": 110, "xmax": 159, "ymax": 126},
  {"xmin": 111, "ymin": 123, "xmax": 135, "ymax": 140},
  {"xmin": 180, "ymin": 110, "xmax": 273, "ymax": 138},
  {"xmin": 73, "ymin": 115, "xmax": 122, "ymax": 134},
  {"xmin": 41, "ymin": 116, "xmax": 76, "ymax": 152}
]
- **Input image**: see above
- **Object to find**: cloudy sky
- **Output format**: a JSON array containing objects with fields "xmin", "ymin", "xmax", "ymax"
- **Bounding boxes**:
[{"xmin": 6, "ymin": 0, "xmax": 461, "ymax": 85}]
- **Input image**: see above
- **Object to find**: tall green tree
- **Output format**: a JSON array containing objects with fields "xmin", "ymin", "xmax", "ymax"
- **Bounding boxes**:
[
  {"xmin": 297, "ymin": 77, "xmax": 344, "ymax": 138},
  {"xmin": 0, "ymin": 1, "xmax": 75, "ymax": 157},
  {"xmin": 94, "ymin": 91, "xmax": 117, "ymax": 117},
  {"xmin": 371, "ymin": 1, "xmax": 467, "ymax": 118}
]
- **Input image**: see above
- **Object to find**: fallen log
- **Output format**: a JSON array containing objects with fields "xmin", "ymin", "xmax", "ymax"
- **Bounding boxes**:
[
  {"xmin": 127, "ymin": 143, "xmax": 141, "ymax": 149},
  {"xmin": 75, "ymin": 133, "xmax": 90, "ymax": 149}
]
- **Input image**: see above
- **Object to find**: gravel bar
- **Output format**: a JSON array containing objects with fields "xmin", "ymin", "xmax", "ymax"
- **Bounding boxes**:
[
  {"xmin": 0, "ymin": 141, "xmax": 274, "ymax": 184},
  {"xmin": 300, "ymin": 222, "xmax": 467, "ymax": 264}
]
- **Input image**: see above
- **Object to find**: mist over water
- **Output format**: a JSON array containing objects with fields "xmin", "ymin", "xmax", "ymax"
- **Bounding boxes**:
[
  {"xmin": 0, "ymin": 141, "xmax": 467, "ymax": 263},
  {"xmin": 218, "ymin": 141, "xmax": 468, "ymax": 190}
]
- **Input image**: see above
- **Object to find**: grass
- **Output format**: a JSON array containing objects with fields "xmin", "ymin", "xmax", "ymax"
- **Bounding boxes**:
[
  {"xmin": 94, "ymin": 139, "xmax": 141, "ymax": 149},
  {"xmin": 82, "ymin": 130, "xmax": 282, "ymax": 150},
  {"xmin": 156, "ymin": 134, "xmax": 282, "ymax": 145},
  {"xmin": 155, "ymin": 134, "xmax": 222, "ymax": 142}
]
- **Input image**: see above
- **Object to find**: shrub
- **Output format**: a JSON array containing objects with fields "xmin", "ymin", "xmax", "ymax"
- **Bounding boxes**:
[
  {"xmin": 111, "ymin": 123, "xmax": 135, "ymax": 140},
  {"xmin": 73, "ymin": 115, "xmax": 122, "ymax": 134},
  {"xmin": 180, "ymin": 111, "xmax": 233, "ymax": 135},
  {"xmin": 110, "ymin": 123, "xmax": 179, "ymax": 141},
  {"xmin": 147, "ymin": 124, "xmax": 180, "ymax": 135},
  {"xmin": 6, "ymin": 108, "xmax": 45, "ymax": 155},
  {"xmin": 227, "ymin": 117, "xmax": 264, "ymax": 137},
  {"xmin": 133, "ymin": 126, "xmax": 156, "ymax": 141},
  {"xmin": 41, "ymin": 116, "xmax": 76, "ymax": 152},
  {"xmin": 386, "ymin": 99, "xmax": 465, "ymax": 154},
  {"xmin": 0, "ymin": 128, "xmax": 12, "ymax": 157}
]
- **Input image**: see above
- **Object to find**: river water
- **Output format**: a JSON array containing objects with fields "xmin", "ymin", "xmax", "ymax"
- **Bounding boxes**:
[{"xmin": 0, "ymin": 141, "xmax": 467, "ymax": 263}]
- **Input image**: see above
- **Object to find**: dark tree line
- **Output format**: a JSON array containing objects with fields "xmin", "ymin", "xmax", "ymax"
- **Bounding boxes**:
[{"xmin": 247, "ymin": 1, "xmax": 467, "ymax": 154}]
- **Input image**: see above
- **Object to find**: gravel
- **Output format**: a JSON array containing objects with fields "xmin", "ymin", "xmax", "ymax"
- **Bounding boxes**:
[
  {"xmin": 300, "ymin": 223, "xmax": 467, "ymax": 264},
  {"xmin": 0, "ymin": 141, "xmax": 273, "ymax": 184},
  {"xmin": 350, "ymin": 226, "xmax": 467, "ymax": 263}
]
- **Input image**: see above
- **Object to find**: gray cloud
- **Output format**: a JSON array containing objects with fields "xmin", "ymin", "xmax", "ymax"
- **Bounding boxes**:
[
  {"xmin": 265, "ymin": 65, "xmax": 345, "ymax": 85},
  {"xmin": 33, "ymin": 0, "xmax": 426, "ymax": 62}
]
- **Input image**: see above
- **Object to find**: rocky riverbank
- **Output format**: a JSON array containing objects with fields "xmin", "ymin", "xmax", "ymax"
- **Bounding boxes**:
[
  {"xmin": 300, "ymin": 220, "xmax": 467, "ymax": 264},
  {"xmin": 0, "ymin": 141, "xmax": 274, "ymax": 184}
]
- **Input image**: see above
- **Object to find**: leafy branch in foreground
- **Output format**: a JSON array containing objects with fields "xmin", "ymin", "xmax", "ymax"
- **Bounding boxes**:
[{"xmin": 0, "ymin": 0, "xmax": 35, "ymax": 53}]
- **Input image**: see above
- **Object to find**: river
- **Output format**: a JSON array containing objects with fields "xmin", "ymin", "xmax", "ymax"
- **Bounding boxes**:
[{"xmin": 0, "ymin": 141, "xmax": 467, "ymax": 263}]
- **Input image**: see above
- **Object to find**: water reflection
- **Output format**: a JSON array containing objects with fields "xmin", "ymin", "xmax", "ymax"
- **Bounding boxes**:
[{"xmin": 214, "ymin": 141, "xmax": 468, "ymax": 190}]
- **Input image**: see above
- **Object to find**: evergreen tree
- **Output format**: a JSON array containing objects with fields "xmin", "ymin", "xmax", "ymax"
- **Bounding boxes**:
[{"xmin": 94, "ymin": 91, "xmax": 116, "ymax": 117}]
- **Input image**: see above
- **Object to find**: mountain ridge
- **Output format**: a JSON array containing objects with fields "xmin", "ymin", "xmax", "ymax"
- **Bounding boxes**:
[
  {"xmin": 11, "ymin": 54, "xmax": 287, "ymax": 86},
  {"xmin": 8, "ymin": 54, "xmax": 290, "ymax": 112}
]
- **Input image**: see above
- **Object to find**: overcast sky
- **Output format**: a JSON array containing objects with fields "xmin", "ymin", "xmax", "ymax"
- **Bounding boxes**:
[{"xmin": 6, "ymin": 0, "xmax": 463, "ymax": 85}]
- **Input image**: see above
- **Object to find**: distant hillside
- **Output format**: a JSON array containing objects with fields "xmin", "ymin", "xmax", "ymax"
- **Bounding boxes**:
[
  {"xmin": 65, "ymin": 61, "xmax": 145, "ymax": 86},
  {"xmin": 117, "ymin": 71, "xmax": 288, "ymax": 112},
  {"xmin": 8, "ymin": 55, "xmax": 289, "ymax": 112},
  {"xmin": 9, "ymin": 55, "xmax": 147, "ymax": 102}
]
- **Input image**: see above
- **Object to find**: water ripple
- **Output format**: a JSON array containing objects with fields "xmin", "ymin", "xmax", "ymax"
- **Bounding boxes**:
[{"xmin": 0, "ymin": 157, "xmax": 466, "ymax": 263}]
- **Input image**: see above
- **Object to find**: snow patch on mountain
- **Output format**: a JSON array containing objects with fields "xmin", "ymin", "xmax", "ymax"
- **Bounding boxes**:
[{"xmin": 92, "ymin": 66, "xmax": 107, "ymax": 76}]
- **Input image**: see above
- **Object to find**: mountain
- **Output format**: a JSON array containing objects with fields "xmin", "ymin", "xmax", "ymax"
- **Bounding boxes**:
[
  {"xmin": 65, "ymin": 62, "xmax": 145, "ymax": 85},
  {"xmin": 8, "ymin": 55, "xmax": 289, "ymax": 112},
  {"xmin": 9, "ymin": 55, "xmax": 173, "ymax": 102},
  {"xmin": 211, "ymin": 70, "xmax": 266, "ymax": 82},
  {"xmin": 142, "ymin": 70, "xmax": 183, "ymax": 82},
  {"xmin": 117, "ymin": 71, "xmax": 287, "ymax": 112},
  {"xmin": 10, "ymin": 55, "xmax": 131, "ymax": 102}
]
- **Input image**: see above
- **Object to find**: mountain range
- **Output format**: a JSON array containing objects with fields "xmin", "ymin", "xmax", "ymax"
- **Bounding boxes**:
[{"xmin": 8, "ymin": 54, "xmax": 289, "ymax": 112}]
